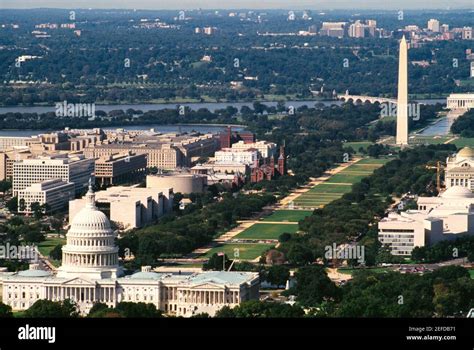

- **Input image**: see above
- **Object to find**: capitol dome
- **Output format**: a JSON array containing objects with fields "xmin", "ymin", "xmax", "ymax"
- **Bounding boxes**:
[
  {"xmin": 69, "ymin": 205, "xmax": 111, "ymax": 233},
  {"xmin": 457, "ymin": 147, "xmax": 474, "ymax": 159},
  {"xmin": 57, "ymin": 180, "xmax": 122, "ymax": 280},
  {"xmin": 69, "ymin": 183, "xmax": 112, "ymax": 234},
  {"xmin": 440, "ymin": 186, "xmax": 474, "ymax": 199}
]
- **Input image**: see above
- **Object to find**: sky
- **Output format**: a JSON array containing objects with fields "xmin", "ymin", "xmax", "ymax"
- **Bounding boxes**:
[{"xmin": 1, "ymin": 0, "xmax": 473, "ymax": 10}]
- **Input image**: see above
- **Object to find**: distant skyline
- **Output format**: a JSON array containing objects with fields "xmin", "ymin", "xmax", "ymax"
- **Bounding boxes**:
[{"xmin": 1, "ymin": 0, "xmax": 473, "ymax": 10}]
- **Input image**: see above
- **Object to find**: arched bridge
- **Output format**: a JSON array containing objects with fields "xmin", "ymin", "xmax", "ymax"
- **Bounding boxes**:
[{"xmin": 337, "ymin": 94, "xmax": 397, "ymax": 105}]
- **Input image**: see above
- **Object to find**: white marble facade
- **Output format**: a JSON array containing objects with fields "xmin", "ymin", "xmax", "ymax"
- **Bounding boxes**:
[
  {"xmin": 1, "ymin": 184, "xmax": 259, "ymax": 316},
  {"xmin": 445, "ymin": 147, "xmax": 474, "ymax": 191}
]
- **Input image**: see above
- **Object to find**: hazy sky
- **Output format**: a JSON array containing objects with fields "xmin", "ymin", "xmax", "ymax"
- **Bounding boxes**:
[{"xmin": 1, "ymin": 0, "xmax": 473, "ymax": 10}]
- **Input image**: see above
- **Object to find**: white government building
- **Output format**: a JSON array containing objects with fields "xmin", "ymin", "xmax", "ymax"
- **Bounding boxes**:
[
  {"xmin": 18, "ymin": 178, "xmax": 75, "ymax": 214},
  {"xmin": 230, "ymin": 140, "xmax": 277, "ymax": 159},
  {"xmin": 379, "ymin": 147, "xmax": 474, "ymax": 256},
  {"xmin": 379, "ymin": 186, "xmax": 474, "ymax": 255},
  {"xmin": 0, "ymin": 184, "xmax": 260, "ymax": 316},
  {"xmin": 446, "ymin": 93, "xmax": 474, "ymax": 111},
  {"xmin": 69, "ymin": 185, "xmax": 174, "ymax": 230},
  {"xmin": 214, "ymin": 148, "xmax": 259, "ymax": 165},
  {"xmin": 12, "ymin": 154, "xmax": 95, "ymax": 196},
  {"xmin": 445, "ymin": 147, "xmax": 474, "ymax": 191}
]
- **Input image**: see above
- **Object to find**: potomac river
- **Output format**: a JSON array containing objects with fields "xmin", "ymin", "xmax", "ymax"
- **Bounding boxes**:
[{"xmin": 0, "ymin": 99, "xmax": 446, "ymax": 137}]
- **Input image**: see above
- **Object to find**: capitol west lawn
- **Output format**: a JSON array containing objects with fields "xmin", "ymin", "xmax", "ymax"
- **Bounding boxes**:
[{"xmin": 204, "ymin": 243, "xmax": 274, "ymax": 260}]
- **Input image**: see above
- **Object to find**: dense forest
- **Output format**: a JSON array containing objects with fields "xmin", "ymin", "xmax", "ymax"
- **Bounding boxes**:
[
  {"xmin": 412, "ymin": 236, "xmax": 474, "ymax": 263},
  {"xmin": 451, "ymin": 109, "xmax": 474, "ymax": 137},
  {"xmin": 216, "ymin": 265, "xmax": 474, "ymax": 318},
  {"xmin": 1, "ymin": 9, "xmax": 473, "ymax": 105}
]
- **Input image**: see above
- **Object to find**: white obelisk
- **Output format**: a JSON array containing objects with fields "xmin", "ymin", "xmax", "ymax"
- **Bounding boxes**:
[{"xmin": 396, "ymin": 35, "xmax": 409, "ymax": 146}]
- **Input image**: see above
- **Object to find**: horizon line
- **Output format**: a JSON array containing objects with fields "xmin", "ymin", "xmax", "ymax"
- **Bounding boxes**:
[{"xmin": 2, "ymin": 7, "xmax": 474, "ymax": 11}]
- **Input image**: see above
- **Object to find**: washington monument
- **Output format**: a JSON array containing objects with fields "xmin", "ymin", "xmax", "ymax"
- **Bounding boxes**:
[{"xmin": 396, "ymin": 35, "xmax": 409, "ymax": 145}]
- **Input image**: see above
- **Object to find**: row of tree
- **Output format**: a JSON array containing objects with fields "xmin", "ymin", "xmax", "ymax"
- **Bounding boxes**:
[
  {"xmin": 451, "ymin": 109, "xmax": 474, "ymax": 137},
  {"xmin": 0, "ymin": 300, "xmax": 163, "ymax": 318},
  {"xmin": 215, "ymin": 265, "xmax": 474, "ymax": 318},
  {"xmin": 412, "ymin": 236, "xmax": 474, "ymax": 263}
]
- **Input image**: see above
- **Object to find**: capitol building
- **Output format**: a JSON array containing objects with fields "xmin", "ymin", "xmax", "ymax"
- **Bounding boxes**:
[{"xmin": 0, "ymin": 184, "xmax": 260, "ymax": 316}]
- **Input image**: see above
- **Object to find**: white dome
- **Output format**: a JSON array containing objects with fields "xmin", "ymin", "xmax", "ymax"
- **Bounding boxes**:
[
  {"xmin": 440, "ymin": 186, "xmax": 474, "ymax": 199},
  {"xmin": 58, "ymin": 182, "xmax": 122, "ymax": 280},
  {"xmin": 70, "ymin": 207, "xmax": 111, "ymax": 232},
  {"xmin": 69, "ymin": 184, "xmax": 112, "ymax": 233},
  {"xmin": 457, "ymin": 147, "xmax": 474, "ymax": 159}
]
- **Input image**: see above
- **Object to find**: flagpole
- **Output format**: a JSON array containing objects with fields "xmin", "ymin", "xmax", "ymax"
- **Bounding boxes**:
[{"xmin": 222, "ymin": 254, "xmax": 225, "ymax": 271}]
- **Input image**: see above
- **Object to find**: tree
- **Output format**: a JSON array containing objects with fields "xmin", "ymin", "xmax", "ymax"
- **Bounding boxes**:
[
  {"xmin": 468, "ymin": 250, "xmax": 474, "ymax": 263},
  {"xmin": 278, "ymin": 232, "xmax": 292, "ymax": 243},
  {"xmin": 376, "ymin": 244, "xmax": 404, "ymax": 265},
  {"xmin": 334, "ymin": 271, "xmax": 434, "ymax": 317},
  {"xmin": 50, "ymin": 214, "xmax": 64, "ymax": 234},
  {"xmin": 24, "ymin": 299, "xmax": 79, "ymax": 318},
  {"xmin": 451, "ymin": 109, "xmax": 474, "ymax": 137},
  {"xmin": 0, "ymin": 302, "xmax": 13, "ymax": 318},
  {"xmin": 6, "ymin": 197, "xmax": 18, "ymax": 213},
  {"xmin": 432, "ymin": 282, "xmax": 466, "ymax": 317},
  {"xmin": 114, "ymin": 302, "xmax": 163, "ymax": 318},
  {"xmin": 214, "ymin": 306, "xmax": 235, "ymax": 317},
  {"xmin": 41, "ymin": 203, "xmax": 51, "ymax": 215},
  {"xmin": 266, "ymin": 265, "xmax": 290, "ymax": 287},
  {"xmin": 411, "ymin": 246, "xmax": 425, "ymax": 262},
  {"xmin": 286, "ymin": 244, "xmax": 314, "ymax": 265},
  {"xmin": 147, "ymin": 167, "xmax": 158, "ymax": 175},
  {"xmin": 49, "ymin": 244, "xmax": 63, "ymax": 261},
  {"xmin": 0, "ymin": 180, "xmax": 12, "ymax": 193},
  {"xmin": 429, "ymin": 266, "xmax": 470, "ymax": 282},
  {"xmin": 203, "ymin": 253, "xmax": 231, "ymax": 271},
  {"xmin": 18, "ymin": 198, "xmax": 26, "ymax": 213},
  {"xmin": 290, "ymin": 265, "xmax": 340, "ymax": 307},
  {"xmin": 23, "ymin": 226, "xmax": 44, "ymax": 244},
  {"xmin": 30, "ymin": 202, "xmax": 43, "ymax": 220},
  {"xmin": 215, "ymin": 300, "xmax": 304, "ymax": 318},
  {"xmin": 87, "ymin": 303, "xmax": 124, "ymax": 318},
  {"xmin": 87, "ymin": 302, "xmax": 109, "ymax": 317}
]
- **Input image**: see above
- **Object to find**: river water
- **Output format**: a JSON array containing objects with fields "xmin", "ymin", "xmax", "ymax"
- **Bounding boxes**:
[
  {"xmin": 0, "ymin": 99, "xmax": 445, "ymax": 115},
  {"xmin": 0, "ymin": 98, "xmax": 446, "ymax": 137},
  {"xmin": 0, "ymin": 100, "xmax": 342, "ymax": 115}
]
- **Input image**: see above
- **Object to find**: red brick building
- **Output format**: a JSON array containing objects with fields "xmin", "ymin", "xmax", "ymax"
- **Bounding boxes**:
[
  {"xmin": 250, "ymin": 145, "xmax": 286, "ymax": 183},
  {"xmin": 219, "ymin": 127, "xmax": 255, "ymax": 149}
]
